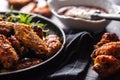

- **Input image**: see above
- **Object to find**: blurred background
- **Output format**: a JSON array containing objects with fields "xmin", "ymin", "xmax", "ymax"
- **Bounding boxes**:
[
  {"xmin": 0, "ymin": 0, "xmax": 119, "ymax": 20},
  {"xmin": 1, "ymin": 0, "xmax": 120, "ymax": 18},
  {"xmin": 110, "ymin": 0, "xmax": 120, "ymax": 5},
  {"xmin": 1, "ymin": 0, "xmax": 120, "ymax": 17},
  {"xmin": 0, "ymin": 0, "xmax": 52, "ymax": 18}
]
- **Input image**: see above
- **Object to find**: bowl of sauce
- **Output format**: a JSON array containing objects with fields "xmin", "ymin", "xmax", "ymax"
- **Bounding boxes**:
[
  {"xmin": 57, "ymin": 6, "xmax": 108, "ymax": 20},
  {"xmin": 48, "ymin": 0, "xmax": 120, "ymax": 33}
]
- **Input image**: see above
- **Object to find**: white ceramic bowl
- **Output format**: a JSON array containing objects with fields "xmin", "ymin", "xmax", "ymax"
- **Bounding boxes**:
[{"xmin": 47, "ymin": 0, "xmax": 120, "ymax": 33}]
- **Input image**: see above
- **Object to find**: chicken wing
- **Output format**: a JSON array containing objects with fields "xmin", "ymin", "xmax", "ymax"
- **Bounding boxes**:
[
  {"xmin": 94, "ymin": 33, "xmax": 119, "ymax": 49},
  {"xmin": 44, "ymin": 35, "xmax": 62, "ymax": 56},
  {"xmin": 92, "ymin": 55, "xmax": 120, "ymax": 77},
  {"xmin": 91, "ymin": 41, "xmax": 120, "ymax": 58},
  {"xmin": 91, "ymin": 33, "xmax": 120, "ymax": 76},
  {"xmin": 14, "ymin": 23, "xmax": 48, "ymax": 55},
  {"xmin": 0, "ymin": 34, "xmax": 19, "ymax": 69},
  {"xmin": 0, "ymin": 21, "xmax": 14, "ymax": 36},
  {"xmin": 8, "ymin": 35, "xmax": 28, "ymax": 57}
]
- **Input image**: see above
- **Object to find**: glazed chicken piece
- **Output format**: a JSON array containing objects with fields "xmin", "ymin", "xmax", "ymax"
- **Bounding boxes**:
[
  {"xmin": 14, "ymin": 23, "xmax": 48, "ymax": 55},
  {"xmin": 0, "ymin": 34, "xmax": 19, "ymax": 69},
  {"xmin": 94, "ymin": 33, "xmax": 119, "ymax": 49},
  {"xmin": 91, "ymin": 33, "xmax": 120, "ymax": 76},
  {"xmin": 44, "ymin": 35, "xmax": 62, "ymax": 56},
  {"xmin": 8, "ymin": 35, "xmax": 28, "ymax": 57},
  {"xmin": 0, "ymin": 21, "xmax": 14, "ymax": 36},
  {"xmin": 32, "ymin": 25, "xmax": 44, "ymax": 39},
  {"xmin": 92, "ymin": 55, "xmax": 120, "ymax": 77},
  {"xmin": 91, "ymin": 41, "xmax": 120, "ymax": 58}
]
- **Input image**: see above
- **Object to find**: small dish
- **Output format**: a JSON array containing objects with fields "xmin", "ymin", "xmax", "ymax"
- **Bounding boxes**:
[{"xmin": 47, "ymin": 0, "xmax": 120, "ymax": 33}]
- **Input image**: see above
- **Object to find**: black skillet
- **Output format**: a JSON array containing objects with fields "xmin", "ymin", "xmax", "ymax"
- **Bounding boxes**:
[{"xmin": 0, "ymin": 11, "xmax": 66, "ymax": 79}]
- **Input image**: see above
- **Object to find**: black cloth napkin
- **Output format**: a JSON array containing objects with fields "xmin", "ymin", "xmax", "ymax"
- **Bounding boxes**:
[{"xmin": 44, "ymin": 31, "xmax": 94, "ymax": 80}]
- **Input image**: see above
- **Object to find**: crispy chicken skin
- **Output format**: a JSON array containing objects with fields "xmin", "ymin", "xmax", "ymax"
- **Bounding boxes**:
[
  {"xmin": 8, "ymin": 35, "xmax": 27, "ymax": 57},
  {"xmin": 94, "ymin": 33, "xmax": 119, "ymax": 49},
  {"xmin": 92, "ymin": 55, "xmax": 120, "ymax": 77},
  {"xmin": 14, "ymin": 23, "xmax": 48, "ymax": 55},
  {"xmin": 0, "ymin": 21, "xmax": 14, "ymax": 36},
  {"xmin": 32, "ymin": 26, "xmax": 44, "ymax": 39},
  {"xmin": 91, "ymin": 33, "xmax": 120, "ymax": 77},
  {"xmin": 0, "ymin": 34, "xmax": 19, "ymax": 69},
  {"xmin": 91, "ymin": 42, "xmax": 120, "ymax": 58},
  {"xmin": 44, "ymin": 35, "xmax": 62, "ymax": 56}
]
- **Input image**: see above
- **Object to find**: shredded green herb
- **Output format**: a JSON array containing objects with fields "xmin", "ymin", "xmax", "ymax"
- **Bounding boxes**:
[
  {"xmin": 0, "ymin": 9, "xmax": 49, "ymax": 35},
  {"xmin": 2, "ymin": 13, "xmax": 45, "ymax": 28},
  {"xmin": 0, "ymin": 9, "xmax": 45, "ymax": 28}
]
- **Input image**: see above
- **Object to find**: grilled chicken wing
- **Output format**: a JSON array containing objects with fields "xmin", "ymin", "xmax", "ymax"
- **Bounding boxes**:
[
  {"xmin": 32, "ymin": 25, "xmax": 44, "ymax": 39},
  {"xmin": 91, "ymin": 41, "xmax": 120, "ymax": 58},
  {"xmin": 44, "ymin": 35, "xmax": 62, "ymax": 56},
  {"xmin": 0, "ymin": 34, "xmax": 19, "ymax": 69},
  {"xmin": 92, "ymin": 55, "xmax": 120, "ymax": 77},
  {"xmin": 8, "ymin": 35, "xmax": 28, "ymax": 57},
  {"xmin": 14, "ymin": 23, "xmax": 48, "ymax": 55},
  {"xmin": 0, "ymin": 21, "xmax": 14, "ymax": 36},
  {"xmin": 94, "ymin": 33, "xmax": 119, "ymax": 49},
  {"xmin": 91, "ymin": 33, "xmax": 120, "ymax": 77}
]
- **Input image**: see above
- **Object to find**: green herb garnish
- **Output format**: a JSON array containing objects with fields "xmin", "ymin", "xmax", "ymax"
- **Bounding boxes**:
[
  {"xmin": 18, "ymin": 13, "xmax": 32, "ymax": 24},
  {"xmin": 0, "ymin": 10, "xmax": 49, "ymax": 35},
  {"xmin": 0, "ymin": 12, "xmax": 45, "ymax": 27}
]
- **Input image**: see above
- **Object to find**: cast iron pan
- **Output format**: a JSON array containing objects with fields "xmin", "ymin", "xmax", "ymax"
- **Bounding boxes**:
[{"xmin": 0, "ymin": 11, "xmax": 66, "ymax": 79}]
